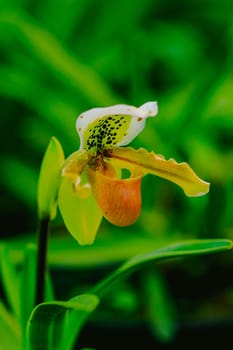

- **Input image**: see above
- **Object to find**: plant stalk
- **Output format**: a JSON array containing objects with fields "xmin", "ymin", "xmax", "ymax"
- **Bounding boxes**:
[{"xmin": 35, "ymin": 216, "xmax": 50, "ymax": 306}]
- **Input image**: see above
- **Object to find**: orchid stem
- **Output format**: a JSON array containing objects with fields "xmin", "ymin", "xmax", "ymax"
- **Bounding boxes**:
[{"xmin": 35, "ymin": 216, "xmax": 50, "ymax": 306}]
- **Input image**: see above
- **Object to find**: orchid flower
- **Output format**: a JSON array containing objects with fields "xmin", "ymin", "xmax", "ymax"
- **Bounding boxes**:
[{"xmin": 58, "ymin": 102, "xmax": 210, "ymax": 245}]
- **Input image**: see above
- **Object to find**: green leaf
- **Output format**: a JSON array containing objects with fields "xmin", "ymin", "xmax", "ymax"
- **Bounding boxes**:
[
  {"xmin": 91, "ymin": 239, "xmax": 232, "ymax": 296},
  {"xmin": 38, "ymin": 137, "xmax": 65, "ymax": 220},
  {"xmin": 0, "ymin": 235, "xmax": 179, "ymax": 268},
  {"xmin": 0, "ymin": 245, "xmax": 21, "ymax": 318},
  {"xmin": 142, "ymin": 269, "xmax": 177, "ymax": 342},
  {"xmin": 0, "ymin": 301, "xmax": 22, "ymax": 350},
  {"xmin": 60, "ymin": 295, "xmax": 99, "ymax": 350},
  {"xmin": 19, "ymin": 244, "xmax": 55, "ymax": 334},
  {"xmin": 26, "ymin": 294, "xmax": 99, "ymax": 350},
  {"xmin": 19, "ymin": 244, "xmax": 37, "ymax": 335}
]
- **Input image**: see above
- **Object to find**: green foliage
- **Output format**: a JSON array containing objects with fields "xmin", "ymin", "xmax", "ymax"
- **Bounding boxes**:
[
  {"xmin": 0, "ymin": 245, "xmax": 21, "ymax": 319},
  {"xmin": 0, "ymin": 0, "xmax": 233, "ymax": 349},
  {"xmin": 90, "ymin": 239, "xmax": 232, "ymax": 296},
  {"xmin": 29, "ymin": 239, "xmax": 232, "ymax": 350},
  {"xmin": 141, "ymin": 269, "xmax": 177, "ymax": 342},
  {"xmin": 0, "ymin": 239, "xmax": 231, "ymax": 349},
  {"xmin": 26, "ymin": 294, "xmax": 99, "ymax": 350},
  {"xmin": 0, "ymin": 0, "xmax": 233, "ymax": 239},
  {"xmin": 37, "ymin": 137, "xmax": 64, "ymax": 220},
  {"xmin": 0, "ymin": 302, "xmax": 21, "ymax": 350}
]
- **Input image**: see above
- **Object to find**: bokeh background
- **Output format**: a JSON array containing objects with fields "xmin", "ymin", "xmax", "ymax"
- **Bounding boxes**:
[{"xmin": 0, "ymin": 0, "xmax": 233, "ymax": 348}]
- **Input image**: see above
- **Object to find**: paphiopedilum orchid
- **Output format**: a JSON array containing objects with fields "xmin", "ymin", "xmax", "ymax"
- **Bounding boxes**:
[{"xmin": 57, "ymin": 102, "xmax": 210, "ymax": 245}]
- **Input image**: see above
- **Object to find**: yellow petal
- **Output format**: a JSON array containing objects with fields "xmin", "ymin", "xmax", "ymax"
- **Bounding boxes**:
[
  {"xmin": 110, "ymin": 147, "xmax": 210, "ymax": 197},
  {"xmin": 87, "ymin": 167, "xmax": 142, "ymax": 226},
  {"xmin": 58, "ymin": 177, "xmax": 102, "ymax": 245}
]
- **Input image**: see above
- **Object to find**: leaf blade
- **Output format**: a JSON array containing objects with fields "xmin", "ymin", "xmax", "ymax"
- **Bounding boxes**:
[
  {"xmin": 91, "ymin": 239, "xmax": 232, "ymax": 296},
  {"xmin": 0, "ymin": 245, "xmax": 21, "ymax": 318},
  {"xmin": 26, "ymin": 294, "xmax": 99, "ymax": 350},
  {"xmin": 0, "ymin": 301, "xmax": 22, "ymax": 350}
]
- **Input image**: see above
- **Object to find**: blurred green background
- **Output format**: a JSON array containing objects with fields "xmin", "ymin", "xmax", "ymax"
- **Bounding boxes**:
[
  {"xmin": 1, "ymin": 0, "xmax": 233, "ymax": 239},
  {"xmin": 0, "ymin": 0, "xmax": 233, "ymax": 348}
]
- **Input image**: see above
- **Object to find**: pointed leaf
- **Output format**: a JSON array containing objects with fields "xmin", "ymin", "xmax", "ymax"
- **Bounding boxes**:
[
  {"xmin": 91, "ymin": 239, "xmax": 232, "ymax": 296},
  {"xmin": 26, "ymin": 294, "xmax": 99, "ymax": 350},
  {"xmin": 38, "ymin": 137, "xmax": 65, "ymax": 220},
  {"xmin": 0, "ymin": 245, "xmax": 21, "ymax": 318},
  {"xmin": 0, "ymin": 301, "xmax": 22, "ymax": 350},
  {"xmin": 142, "ymin": 270, "xmax": 177, "ymax": 342},
  {"xmin": 110, "ymin": 147, "xmax": 210, "ymax": 197},
  {"xmin": 19, "ymin": 244, "xmax": 55, "ymax": 332}
]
